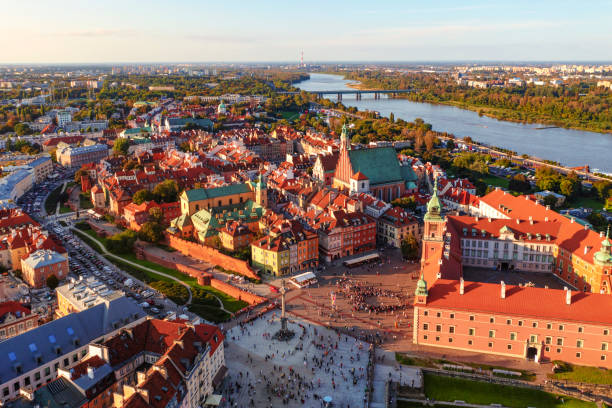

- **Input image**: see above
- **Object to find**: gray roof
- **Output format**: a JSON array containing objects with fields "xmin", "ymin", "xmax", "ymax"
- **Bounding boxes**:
[{"xmin": 0, "ymin": 296, "xmax": 144, "ymax": 386}]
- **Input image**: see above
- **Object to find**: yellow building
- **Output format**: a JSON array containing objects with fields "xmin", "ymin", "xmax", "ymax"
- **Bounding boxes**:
[{"xmin": 251, "ymin": 236, "xmax": 290, "ymax": 276}]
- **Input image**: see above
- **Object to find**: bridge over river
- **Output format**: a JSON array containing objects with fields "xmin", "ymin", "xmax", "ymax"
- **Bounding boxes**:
[{"xmin": 278, "ymin": 89, "xmax": 412, "ymax": 100}]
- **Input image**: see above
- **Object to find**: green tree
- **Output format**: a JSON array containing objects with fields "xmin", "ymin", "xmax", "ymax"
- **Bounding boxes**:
[
  {"xmin": 560, "ymin": 178, "xmax": 579, "ymax": 198},
  {"xmin": 400, "ymin": 234, "xmax": 420, "ymax": 260},
  {"xmin": 542, "ymin": 195, "xmax": 558, "ymax": 208},
  {"xmin": 106, "ymin": 230, "xmax": 138, "ymax": 254},
  {"xmin": 593, "ymin": 181, "xmax": 612, "ymax": 201},
  {"xmin": 148, "ymin": 207, "xmax": 163, "ymax": 224},
  {"xmin": 14, "ymin": 123, "xmax": 32, "ymax": 136},
  {"xmin": 46, "ymin": 274, "xmax": 59, "ymax": 290},
  {"xmin": 508, "ymin": 174, "xmax": 531, "ymax": 194},
  {"xmin": 138, "ymin": 221, "xmax": 164, "ymax": 243},
  {"xmin": 74, "ymin": 169, "xmax": 88, "ymax": 184},
  {"xmin": 133, "ymin": 189, "xmax": 155, "ymax": 205},
  {"xmin": 113, "ymin": 137, "xmax": 130, "ymax": 155},
  {"xmin": 391, "ymin": 197, "xmax": 417, "ymax": 212},
  {"xmin": 153, "ymin": 180, "xmax": 179, "ymax": 203}
]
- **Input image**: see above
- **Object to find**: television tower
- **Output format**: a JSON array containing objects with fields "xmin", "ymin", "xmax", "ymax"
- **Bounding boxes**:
[{"xmin": 300, "ymin": 50, "xmax": 304, "ymax": 68}]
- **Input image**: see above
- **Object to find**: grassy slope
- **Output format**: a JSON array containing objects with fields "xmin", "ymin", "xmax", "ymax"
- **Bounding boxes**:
[
  {"xmin": 74, "ymin": 227, "xmax": 247, "ymax": 313},
  {"xmin": 424, "ymin": 373, "xmax": 595, "ymax": 408}
]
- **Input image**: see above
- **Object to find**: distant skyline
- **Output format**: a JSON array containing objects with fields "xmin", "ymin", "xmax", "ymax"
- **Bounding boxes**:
[{"xmin": 2, "ymin": 0, "xmax": 612, "ymax": 64}]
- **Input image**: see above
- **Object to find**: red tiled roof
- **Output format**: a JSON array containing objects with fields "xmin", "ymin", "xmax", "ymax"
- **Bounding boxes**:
[
  {"xmin": 69, "ymin": 355, "xmax": 107, "ymax": 380},
  {"xmin": 426, "ymin": 279, "xmax": 612, "ymax": 326},
  {"xmin": 0, "ymin": 301, "xmax": 31, "ymax": 322},
  {"xmin": 352, "ymin": 171, "xmax": 368, "ymax": 181}
]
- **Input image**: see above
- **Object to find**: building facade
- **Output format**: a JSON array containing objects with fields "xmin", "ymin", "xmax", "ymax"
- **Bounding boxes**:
[
  {"xmin": 0, "ymin": 301, "xmax": 38, "ymax": 341},
  {"xmin": 21, "ymin": 250, "xmax": 69, "ymax": 288}
]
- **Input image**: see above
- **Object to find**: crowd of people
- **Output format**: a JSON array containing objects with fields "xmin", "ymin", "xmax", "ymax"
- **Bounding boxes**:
[
  {"xmin": 336, "ymin": 278, "xmax": 408, "ymax": 314},
  {"xmin": 222, "ymin": 312, "xmax": 370, "ymax": 408}
]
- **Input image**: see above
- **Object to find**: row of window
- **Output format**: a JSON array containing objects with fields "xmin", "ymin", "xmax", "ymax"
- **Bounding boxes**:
[
  {"xmin": 422, "ymin": 311, "xmax": 611, "ymax": 335},
  {"xmin": 421, "ymin": 334, "xmax": 609, "ymax": 361},
  {"xmin": 423, "ymin": 323, "xmax": 610, "ymax": 350},
  {"xmin": 2, "ymin": 350, "xmax": 86, "ymax": 397}
]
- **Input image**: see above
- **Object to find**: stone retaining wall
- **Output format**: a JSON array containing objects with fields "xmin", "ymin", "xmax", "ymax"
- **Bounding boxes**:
[{"xmin": 166, "ymin": 234, "xmax": 259, "ymax": 281}]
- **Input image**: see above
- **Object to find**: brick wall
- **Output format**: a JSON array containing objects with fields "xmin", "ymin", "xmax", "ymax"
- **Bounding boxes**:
[
  {"xmin": 209, "ymin": 279, "xmax": 266, "ymax": 306},
  {"xmin": 166, "ymin": 235, "xmax": 260, "ymax": 281},
  {"xmin": 136, "ymin": 244, "xmax": 265, "ymax": 307},
  {"xmin": 87, "ymin": 221, "xmax": 109, "ymax": 238}
]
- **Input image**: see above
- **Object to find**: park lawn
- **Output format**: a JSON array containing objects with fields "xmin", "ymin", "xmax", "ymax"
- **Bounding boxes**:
[
  {"xmin": 568, "ymin": 196, "xmax": 604, "ymax": 211},
  {"xmin": 200, "ymin": 285, "xmax": 248, "ymax": 313},
  {"xmin": 45, "ymin": 184, "xmax": 63, "ymax": 214},
  {"xmin": 481, "ymin": 174, "xmax": 510, "ymax": 189},
  {"xmin": 79, "ymin": 193, "xmax": 94, "ymax": 209},
  {"xmin": 59, "ymin": 205, "xmax": 72, "ymax": 214},
  {"xmin": 548, "ymin": 362, "xmax": 612, "ymax": 385},
  {"xmin": 279, "ymin": 111, "xmax": 300, "ymax": 121},
  {"xmin": 424, "ymin": 373, "xmax": 595, "ymax": 408}
]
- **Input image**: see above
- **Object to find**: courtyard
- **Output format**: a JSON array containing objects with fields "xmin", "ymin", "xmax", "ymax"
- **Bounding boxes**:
[{"xmin": 223, "ymin": 311, "xmax": 371, "ymax": 407}]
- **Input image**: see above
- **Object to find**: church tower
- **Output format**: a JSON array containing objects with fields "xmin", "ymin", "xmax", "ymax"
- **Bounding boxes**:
[
  {"xmin": 255, "ymin": 176, "xmax": 268, "ymax": 208},
  {"xmin": 594, "ymin": 226, "xmax": 612, "ymax": 294},
  {"xmin": 414, "ymin": 272, "xmax": 428, "ymax": 305},
  {"xmin": 340, "ymin": 124, "xmax": 350, "ymax": 152},
  {"xmin": 421, "ymin": 177, "xmax": 445, "ymax": 265}
]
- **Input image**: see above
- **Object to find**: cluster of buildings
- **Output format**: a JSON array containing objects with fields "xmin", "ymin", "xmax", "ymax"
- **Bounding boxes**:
[
  {"xmin": 414, "ymin": 183, "xmax": 612, "ymax": 368},
  {"xmin": 0, "ymin": 208, "xmax": 68, "ymax": 288},
  {"xmin": 0, "ymin": 154, "xmax": 52, "ymax": 201}
]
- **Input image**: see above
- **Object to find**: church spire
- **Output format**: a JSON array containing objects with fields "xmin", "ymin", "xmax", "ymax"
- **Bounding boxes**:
[
  {"xmin": 340, "ymin": 124, "xmax": 350, "ymax": 151},
  {"xmin": 425, "ymin": 177, "xmax": 443, "ymax": 221},
  {"xmin": 594, "ymin": 225, "xmax": 612, "ymax": 265}
]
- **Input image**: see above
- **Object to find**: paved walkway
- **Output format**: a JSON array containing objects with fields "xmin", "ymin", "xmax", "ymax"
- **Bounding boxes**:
[
  {"xmin": 55, "ymin": 181, "xmax": 68, "ymax": 216},
  {"xmin": 70, "ymin": 227, "xmax": 200, "ymax": 307}
]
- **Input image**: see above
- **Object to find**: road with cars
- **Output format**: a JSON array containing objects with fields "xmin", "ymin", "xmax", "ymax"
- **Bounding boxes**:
[{"xmin": 14, "ymin": 163, "xmax": 200, "ymax": 322}]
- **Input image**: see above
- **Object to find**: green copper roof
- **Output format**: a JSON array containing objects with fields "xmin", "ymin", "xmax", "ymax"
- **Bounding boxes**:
[
  {"xmin": 425, "ymin": 178, "xmax": 443, "ymax": 221},
  {"xmin": 594, "ymin": 226, "xmax": 612, "ymax": 265},
  {"xmin": 191, "ymin": 200, "xmax": 265, "ymax": 238},
  {"xmin": 184, "ymin": 183, "xmax": 251, "ymax": 202},
  {"xmin": 400, "ymin": 165, "xmax": 418, "ymax": 183},
  {"xmin": 415, "ymin": 273, "xmax": 428, "ymax": 296},
  {"xmin": 348, "ymin": 147, "xmax": 404, "ymax": 186}
]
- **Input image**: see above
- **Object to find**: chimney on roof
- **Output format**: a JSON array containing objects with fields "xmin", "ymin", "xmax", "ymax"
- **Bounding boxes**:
[
  {"xmin": 546, "ymin": 205, "xmax": 550, "ymax": 211},
  {"xmin": 459, "ymin": 278, "xmax": 464, "ymax": 295},
  {"xmin": 571, "ymin": 217, "xmax": 575, "ymax": 223},
  {"xmin": 529, "ymin": 216, "xmax": 533, "ymax": 225},
  {"xmin": 601, "ymin": 231, "xmax": 605, "ymax": 238},
  {"xmin": 584, "ymin": 224, "xmax": 588, "ymax": 230},
  {"xmin": 87, "ymin": 366, "xmax": 94, "ymax": 379},
  {"xmin": 545, "ymin": 217, "xmax": 549, "ymax": 222},
  {"xmin": 475, "ymin": 216, "xmax": 479, "ymax": 222},
  {"xmin": 566, "ymin": 288, "xmax": 572, "ymax": 305},
  {"xmin": 500, "ymin": 281, "xmax": 506, "ymax": 299},
  {"xmin": 516, "ymin": 219, "xmax": 520, "ymax": 225},
  {"xmin": 525, "ymin": 195, "xmax": 529, "ymax": 200}
]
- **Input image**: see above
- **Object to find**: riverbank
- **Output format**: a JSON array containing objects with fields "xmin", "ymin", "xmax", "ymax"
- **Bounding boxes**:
[{"xmin": 341, "ymin": 74, "xmax": 611, "ymax": 135}]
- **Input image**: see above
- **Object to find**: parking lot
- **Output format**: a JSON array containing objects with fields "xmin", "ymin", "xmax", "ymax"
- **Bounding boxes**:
[{"xmin": 46, "ymin": 220, "xmax": 181, "ymax": 320}]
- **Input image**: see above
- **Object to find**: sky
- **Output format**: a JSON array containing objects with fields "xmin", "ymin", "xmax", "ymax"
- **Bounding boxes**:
[{"xmin": 1, "ymin": 0, "xmax": 611, "ymax": 63}]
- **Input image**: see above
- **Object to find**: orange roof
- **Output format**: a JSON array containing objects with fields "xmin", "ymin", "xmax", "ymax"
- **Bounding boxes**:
[
  {"xmin": 426, "ymin": 279, "xmax": 612, "ymax": 326},
  {"xmin": 352, "ymin": 171, "xmax": 368, "ymax": 181}
]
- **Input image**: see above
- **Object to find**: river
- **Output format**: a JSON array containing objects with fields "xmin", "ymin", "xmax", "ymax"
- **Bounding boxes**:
[{"xmin": 294, "ymin": 73, "xmax": 612, "ymax": 174}]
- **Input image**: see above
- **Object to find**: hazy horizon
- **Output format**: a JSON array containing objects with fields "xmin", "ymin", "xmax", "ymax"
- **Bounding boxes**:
[{"xmin": 1, "ymin": 0, "xmax": 611, "ymax": 64}]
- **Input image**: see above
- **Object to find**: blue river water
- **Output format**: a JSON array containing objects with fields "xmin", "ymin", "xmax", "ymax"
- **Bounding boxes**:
[{"xmin": 295, "ymin": 73, "xmax": 612, "ymax": 174}]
